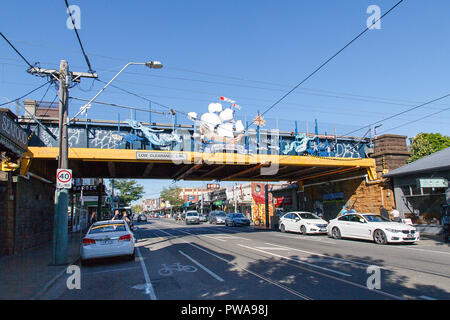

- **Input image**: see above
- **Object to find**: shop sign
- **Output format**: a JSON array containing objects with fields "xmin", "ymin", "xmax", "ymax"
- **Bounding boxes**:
[
  {"xmin": 417, "ymin": 178, "xmax": 448, "ymax": 188},
  {"xmin": 0, "ymin": 111, "xmax": 28, "ymax": 152}
]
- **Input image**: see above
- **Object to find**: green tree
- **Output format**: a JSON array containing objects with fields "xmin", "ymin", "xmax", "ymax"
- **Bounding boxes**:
[
  {"xmin": 408, "ymin": 133, "xmax": 450, "ymax": 163},
  {"xmin": 132, "ymin": 204, "xmax": 143, "ymax": 214},
  {"xmin": 160, "ymin": 186, "xmax": 184, "ymax": 207},
  {"xmin": 112, "ymin": 179, "xmax": 144, "ymax": 206}
]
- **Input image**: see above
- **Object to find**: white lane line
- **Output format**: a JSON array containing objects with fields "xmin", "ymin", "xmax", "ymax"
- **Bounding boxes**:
[
  {"xmin": 255, "ymin": 246, "xmax": 291, "ymax": 250},
  {"xmin": 178, "ymin": 250, "xmax": 225, "ymax": 282},
  {"xmin": 419, "ymin": 295, "xmax": 437, "ymax": 300},
  {"xmin": 391, "ymin": 246, "xmax": 450, "ymax": 256},
  {"xmin": 136, "ymin": 247, "xmax": 157, "ymax": 300},
  {"xmin": 152, "ymin": 227, "xmax": 311, "ymax": 300},
  {"xmin": 238, "ymin": 244, "xmax": 352, "ymax": 277},
  {"xmin": 151, "ymin": 224, "xmax": 405, "ymax": 300},
  {"xmin": 83, "ymin": 266, "xmax": 141, "ymax": 276},
  {"xmin": 264, "ymin": 243, "xmax": 381, "ymax": 269}
]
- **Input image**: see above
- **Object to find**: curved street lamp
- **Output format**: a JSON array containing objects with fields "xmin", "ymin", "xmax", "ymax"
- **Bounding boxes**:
[{"xmin": 68, "ymin": 60, "xmax": 163, "ymax": 124}]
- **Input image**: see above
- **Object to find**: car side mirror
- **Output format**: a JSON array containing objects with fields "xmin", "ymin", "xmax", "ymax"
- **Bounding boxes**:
[{"xmin": 359, "ymin": 219, "xmax": 366, "ymax": 223}]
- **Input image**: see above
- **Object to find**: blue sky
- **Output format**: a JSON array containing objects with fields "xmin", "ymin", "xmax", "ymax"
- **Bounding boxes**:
[{"xmin": 1, "ymin": 0, "xmax": 450, "ymax": 199}]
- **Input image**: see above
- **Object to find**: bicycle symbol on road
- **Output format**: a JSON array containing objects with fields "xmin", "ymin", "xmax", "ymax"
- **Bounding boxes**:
[{"xmin": 158, "ymin": 262, "xmax": 197, "ymax": 276}]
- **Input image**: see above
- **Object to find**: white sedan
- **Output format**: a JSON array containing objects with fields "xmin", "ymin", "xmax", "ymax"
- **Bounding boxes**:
[
  {"xmin": 279, "ymin": 212, "xmax": 328, "ymax": 234},
  {"xmin": 81, "ymin": 220, "xmax": 136, "ymax": 264},
  {"xmin": 327, "ymin": 213, "xmax": 419, "ymax": 244}
]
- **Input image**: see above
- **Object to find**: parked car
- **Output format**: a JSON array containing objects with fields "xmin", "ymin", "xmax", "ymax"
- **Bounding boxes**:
[
  {"xmin": 279, "ymin": 211, "xmax": 328, "ymax": 234},
  {"xmin": 199, "ymin": 214, "xmax": 207, "ymax": 222},
  {"xmin": 209, "ymin": 211, "xmax": 227, "ymax": 224},
  {"xmin": 327, "ymin": 213, "xmax": 420, "ymax": 244},
  {"xmin": 225, "ymin": 213, "xmax": 250, "ymax": 227},
  {"xmin": 185, "ymin": 211, "xmax": 200, "ymax": 225},
  {"xmin": 137, "ymin": 214, "xmax": 147, "ymax": 222},
  {"xmin": 80, "ymin": 220, "xmax": 136, "ymax": 265}
]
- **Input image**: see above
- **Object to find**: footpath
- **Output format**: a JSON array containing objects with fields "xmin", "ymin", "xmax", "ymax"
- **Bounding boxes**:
[{"xmin": 0, "ymin": 231, "xmax": 81, "ymax": 300}]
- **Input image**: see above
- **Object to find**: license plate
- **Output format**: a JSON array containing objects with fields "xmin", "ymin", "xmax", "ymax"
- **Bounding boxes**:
[
  {"xmin": 320, "ymin": 228, "xmax": 327, "ymax": 232},
  {"xmin": 101, "ymin": 240, "xmax": 113, "ymax": 245}
]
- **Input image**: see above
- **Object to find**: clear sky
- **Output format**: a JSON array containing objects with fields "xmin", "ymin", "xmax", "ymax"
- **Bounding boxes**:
[{"xmin": 1, "ymin": 0, "xmax": 450, "ymax": 200}]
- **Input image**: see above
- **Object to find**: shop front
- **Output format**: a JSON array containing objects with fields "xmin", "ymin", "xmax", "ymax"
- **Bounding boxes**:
[{"xmin": 384, "ymin": 147, "xmax": 450, "ymax": 235}]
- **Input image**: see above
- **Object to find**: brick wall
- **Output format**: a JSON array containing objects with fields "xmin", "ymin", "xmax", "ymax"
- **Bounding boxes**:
[
  {"xmin": 12, "ymin": 175, "xmax": 55, "ymax": 253},
  {"xmin": 0, "ymin": 172, "xmax": 15, "ymax": 255}
]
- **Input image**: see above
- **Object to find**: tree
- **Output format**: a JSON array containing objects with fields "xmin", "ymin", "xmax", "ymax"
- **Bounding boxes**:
[
  {"xmin": 132, "ymin": 204, "xmax": 143, "ymax": 214},
  {"xmin": 112, "ymin": 179, "xmax": 144, "ymax": 206},
  {"xmin": 160, "ymin": 186, "xmax": 184, "ymax": 208},
  {"xmin": 408, "ymin": 133, "xmax": 450, "ymax": 163}
]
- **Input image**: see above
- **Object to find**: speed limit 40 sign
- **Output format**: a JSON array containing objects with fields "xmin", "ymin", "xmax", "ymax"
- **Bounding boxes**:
[{"xmin": 56, "ymin": 169, "xmax": 72, "ymax": 189}]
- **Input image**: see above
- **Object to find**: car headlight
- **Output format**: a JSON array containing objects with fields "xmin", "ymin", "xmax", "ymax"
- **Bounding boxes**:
[{"xmin": 385, "ymin": 228, "xmax": 402, "ymax": 233}]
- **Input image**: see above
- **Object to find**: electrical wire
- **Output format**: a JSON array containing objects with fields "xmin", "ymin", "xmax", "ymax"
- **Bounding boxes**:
[
  {"xmin": 378, "ymin": 104, "xmax": 450, "ymax": 134},
  {"xmin": 0, "ymin": 81, "xmax": 52, "ymax": 107},
  {"xmin": 344, "ymin": 92, "xmax": 450, "ymax": 136},
  {"xmin": 0, "ymin": 31, "xmax": 47, "ymax": 79},
  {"xmin": 69, "ymin": 97, "xmax": 170, "ymax": 115},
  {"xmin": 64, "ymin": 0, "xmax": 95, "ymax": 74},
  {"xmin": 247, "ymin": 0, "xmax": 405, "ymax": 130}
]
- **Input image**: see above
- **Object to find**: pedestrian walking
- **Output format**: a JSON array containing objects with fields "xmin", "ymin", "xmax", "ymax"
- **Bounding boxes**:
[
  {"xmin": 112, "ymin": 209, "xmax": 121, "ymax": 220},
  {"xmin": 89, "ymin": 211, "xmax": 97, "ymax": 226},
  {"xmin": 391, "ymin": 208, "xmax": 401, "ymax": 222},
  {"xmin": 380, "ymin": 205, "xmax": 389, "ymax": 220}
]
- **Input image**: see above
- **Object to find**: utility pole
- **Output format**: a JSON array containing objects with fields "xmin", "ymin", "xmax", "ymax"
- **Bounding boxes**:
[
  {"xmin": 53, "ymin": 60, "xmax": 69, "ymax": 265},
  {"xmin": 29, "ymin": 61, "xmax": 97, "ymax": 265}
]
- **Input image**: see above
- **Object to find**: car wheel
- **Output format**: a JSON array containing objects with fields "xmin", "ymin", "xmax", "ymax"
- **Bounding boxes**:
[
  {"xmin": 373, "ymin": 229, "xmax": 387, "ymax": 245},
  {"xmin": 280, "ymin": 224, "xmax": 286, "ymax": 233},
  {"xmin": 300, "ymin": 225, "xmax": 307, "ymax": 234},
  {"xmin": 332, "ymin": 227, "xmax": 341, "ymax": 239},
  {"xmin": 81, "ymin": 258, "xmax": 90, "ymax": 266},
  {"xmin": 129, "ymin": 249, "xmax": 136, "ymax": 261}
]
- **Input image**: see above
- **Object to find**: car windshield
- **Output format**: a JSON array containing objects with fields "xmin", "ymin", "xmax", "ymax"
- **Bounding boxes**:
[
  {"xmin": 216, "ymin": 212, "xmax": 226, "ymax": 217},
  {"xmin": 187, "ymin": 212, "xmax": 198, "ymax": 216},
  {"xmin": 299, "ymin": 213, "xmax": 320, "ymax": 219},
  {"xmin": 89, "ymin": 223, "xmax": 126, "ymax": 234},
  {"xmin": 364, "ymin": 215, "xmax": 391, "ymax": 222},
  {"xmin": 232, "ymin": 213, "xmax": 245, "ymax": 218}
]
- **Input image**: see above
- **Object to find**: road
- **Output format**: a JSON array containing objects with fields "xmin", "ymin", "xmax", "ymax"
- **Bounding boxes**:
[{"xmin": 41, "ymin": 218, "xmax": 450, "ymax": 300}]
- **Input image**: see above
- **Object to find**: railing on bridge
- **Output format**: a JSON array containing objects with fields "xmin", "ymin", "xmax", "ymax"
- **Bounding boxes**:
[{"xmin": 20, "ymin": 116, "xmax": 372, "ymax": 159}]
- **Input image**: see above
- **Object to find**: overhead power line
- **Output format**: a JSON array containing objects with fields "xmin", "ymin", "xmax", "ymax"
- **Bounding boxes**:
[
  {"xmin": 69, "ymin": 97, "xmax": 170, "ymax": 115},
  {"xmin": 344, "ymin": 92, "xmax": 450, "ymax": 136},
  {"xmin": 249, "ymin": 0, "xmax": 405, "ymax": 129},
  {"xmin": 0, "ymin": 31, "xmax": 47, "ymax": 79},
  {"xmin": 64, "ymin": 0, "xmax": 95, "ymax": 74},
  {"xmin": 0, "ymin": 81, "xmax": 52, "ymax": 107},
  {"xmin": 378, "ymin": 104, "xmax": 450, "ymax": 134}
]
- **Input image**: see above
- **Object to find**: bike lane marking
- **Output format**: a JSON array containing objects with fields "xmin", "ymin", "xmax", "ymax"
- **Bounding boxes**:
[
  {"xmin": 178, "ymin": 250, "xmax": 225, "ymax": 282},
  {"xmin": 152, "ymin": 226, "xmax": 311, "ymax": 300}
]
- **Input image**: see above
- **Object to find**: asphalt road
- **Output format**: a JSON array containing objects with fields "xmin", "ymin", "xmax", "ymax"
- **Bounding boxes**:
[{"xmin": 41, "ymin": 218, "xmax": 450, "ymax": 300}]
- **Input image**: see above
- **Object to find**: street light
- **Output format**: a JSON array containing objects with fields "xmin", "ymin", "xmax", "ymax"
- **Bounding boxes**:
[{"xmin": 68, "ymin": 60, "xmax": 163, "ymax": 124}]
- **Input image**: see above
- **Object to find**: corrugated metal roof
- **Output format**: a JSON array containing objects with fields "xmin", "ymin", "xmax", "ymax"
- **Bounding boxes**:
[{"xmin": 384, "ymin": 147, "xmax": 450, "ymax": 177}]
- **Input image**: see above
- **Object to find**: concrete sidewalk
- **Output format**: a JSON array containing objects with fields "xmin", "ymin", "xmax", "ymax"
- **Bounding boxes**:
[{"xmin": 0, "ymin": 231, "xmax": 82, "ymax": 300}]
